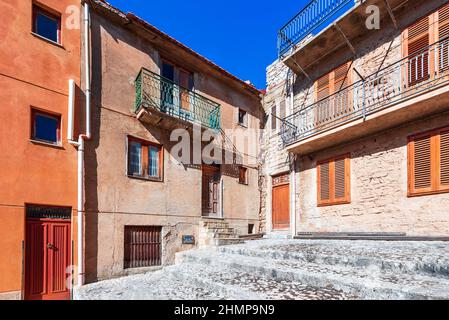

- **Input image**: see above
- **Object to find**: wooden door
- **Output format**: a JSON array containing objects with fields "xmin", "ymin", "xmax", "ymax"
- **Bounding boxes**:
[
  {"xmin": 202, "ymin": 165, "xmax": 221, "ymax": 217},
  {"xmin": 25, "ymin": 219, "xmax": 71, "ymax": 300},
  {"xmin": 272, "ymin": 174, "xmax": 290, "ymax": 230}
]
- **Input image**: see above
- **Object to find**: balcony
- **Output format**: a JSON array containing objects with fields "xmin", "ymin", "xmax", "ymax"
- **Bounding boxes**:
[
  {"xmin": 278, "ymin": 0, "xmax": 354, "ymax": 59},
  {"xmin": 278, "ymin": 0, "xmax": 413, "ymax": 75},
  {"xmin": 134, "ymin": 68, "xmax": 221, "ymax": 130},
  {"xmin": 281, "ymin": 38, "xmax": 449, "ymax": 153}
]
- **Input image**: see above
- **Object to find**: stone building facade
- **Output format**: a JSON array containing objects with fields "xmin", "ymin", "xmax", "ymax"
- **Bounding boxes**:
[{"xmin": 263, "ymin": 0, "xmax": 449, "ymax": 237}]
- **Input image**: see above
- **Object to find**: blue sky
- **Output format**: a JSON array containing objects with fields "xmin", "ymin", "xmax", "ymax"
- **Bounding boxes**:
[{"xmin": 107, "ymin": 0, "xmax": 310, "ymax": 89}]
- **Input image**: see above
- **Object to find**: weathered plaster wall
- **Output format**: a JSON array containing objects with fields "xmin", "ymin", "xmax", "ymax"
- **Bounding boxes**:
[
  {"xmin": 85, "ymin": 12, "xmax": 261, "ymax": 281},
  {"xmin": 0, "ymin": 0, "xmax": 81, "ymax": 297}
]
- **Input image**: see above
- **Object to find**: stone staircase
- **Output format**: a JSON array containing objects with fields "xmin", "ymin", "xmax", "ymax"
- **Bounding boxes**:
[
  {"xmin": 176, "ymin": 239, "xmax": 449, "ymax": 300},
  {"xmin": 198, "ymin": 220, "xmax": 245, "ymax": 247}
]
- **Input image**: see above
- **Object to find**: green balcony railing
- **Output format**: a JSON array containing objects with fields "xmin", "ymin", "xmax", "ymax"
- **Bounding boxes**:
[{"xmin": 135, "ymin": 68, "xmax": 221, "ymax": 130}]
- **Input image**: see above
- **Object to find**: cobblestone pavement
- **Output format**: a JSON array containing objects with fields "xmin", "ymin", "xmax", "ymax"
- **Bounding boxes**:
[
  {"xmin": 76, "ymin": 239, "xmax": 449, "ymax": 300},
  {"xmin": 76, "ymin": 261, "xmax": 352, "ymax": 300}
]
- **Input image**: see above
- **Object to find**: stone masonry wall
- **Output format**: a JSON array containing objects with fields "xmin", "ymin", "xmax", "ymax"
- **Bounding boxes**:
[{"xmin": 297, "ymin": 111, "xmax": 449, "ymax": 236}]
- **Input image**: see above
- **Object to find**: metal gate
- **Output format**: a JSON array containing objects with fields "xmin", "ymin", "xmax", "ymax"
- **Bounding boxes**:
[{"xmin": 124, "ymin": 226, "xmax": 162, "ymax": 269}]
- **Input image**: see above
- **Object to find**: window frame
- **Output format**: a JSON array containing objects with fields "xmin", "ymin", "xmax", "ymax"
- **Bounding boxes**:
[
  {"xmin": 237, "ymin": 108, "xmax": 248, "ymax": 128},
  {"xmin": 317, "ymin": 153, "xmax": 351, "ymax": 207},
  {"xmin": 127, "ymin": 136, "xmax": 164, "ymax": 182},
  {"xmin": 32, "ymin": 4, "xmax": 62, "ymax": 45},
  {"xmin": 407, "ymin": 126, "xmax": 449, "ymax": 197},
  {"xmin": 238, "ymin": 166, "xmax": 249, "ymax": 185},
  {"xmin": 30, "ymin": 108, "xmax": 62, "ymax": 146}
]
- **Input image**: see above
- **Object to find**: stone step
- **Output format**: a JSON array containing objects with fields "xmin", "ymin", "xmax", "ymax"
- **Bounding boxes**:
[
  {"xmin": 207, "ymin": 227, "xmax": 235, "ymax": 233},
  {"xmin": 213, "ymin": 232, "xmax": 238, "ymax": 239},
  {"xmin": 165, "ymin": 261, "xmax": 351, "ymax": 300},
  {"xmin": 214, "ymin": 238, "xmax": 245, "ymax": 246},
  {"xmin": 216, "ymin": 240, "xmax": 449, "ymax": 279},
  {"xmin": 176, "ymin": 248, "xmax": 449, "ymax": 300},
  {"xmin": 201, "ymin": 221, "xmax": 230, "ymax": 229}
]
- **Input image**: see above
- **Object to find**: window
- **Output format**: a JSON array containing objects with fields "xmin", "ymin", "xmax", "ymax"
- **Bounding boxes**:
[
  {"xmin": 31, "ymin": 109, "xmax": 61, "ymax": 145},
  {"xmin": 32, "ymin": 5, "xmax": 61, "ymax": 44},
  {"xmin": 127, "ymin": 137, "xmax": 163, "ymax": 181},
  {"xmin": 124, "ymin": 226, "xmax": 162, "ymax": 269},
  {"xmin": 271, "ymin": 105, "xmax": 277, "ymax": 130},
  {"xmin": 403, "ymin": 3, "xmax": 449, "ymax": 84},
  {"xmin": 408, "ymin": 126, "xmax": 449, "ymax": 196},
  {"xmin": 314, "ymin": 62, "xmax": 352, "ymax": 127},
  {"xmin": 317, "ymin": 154, "xmax": 350, "ymax": 206},
  {"xmin": 238, "ymin": 166, "xmax": 248, "ymax": 185},
  {"xmin": 238, "ymin": 109, "xmax": 248, "ymax": 127}
]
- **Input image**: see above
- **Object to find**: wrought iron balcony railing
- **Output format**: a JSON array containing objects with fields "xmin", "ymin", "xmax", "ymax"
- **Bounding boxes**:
[
  {"xmin": 278, "ymin": 0, "xmax": 355, "ymax": 59},
  {"xmin": 281, "ymin": 38, "xmax": 449, "ymax": 145},
  {"xmin": 135, "ymin": 68, "xmax": 221, "ymax": 130}
]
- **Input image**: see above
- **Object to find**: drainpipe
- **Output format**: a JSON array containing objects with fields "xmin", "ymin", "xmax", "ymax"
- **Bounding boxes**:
[{"xmin": 68, "ymin": 2, "xmax": 91, "ymax": 287}]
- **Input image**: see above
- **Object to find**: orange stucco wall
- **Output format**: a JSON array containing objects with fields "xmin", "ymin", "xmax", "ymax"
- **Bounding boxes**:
[{"xmin": 0, "ymin": 0, "xmax": 81, "ymax": 297}]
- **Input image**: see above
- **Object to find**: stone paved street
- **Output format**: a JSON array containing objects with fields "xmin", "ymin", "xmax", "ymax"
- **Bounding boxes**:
[{"xmin": 76, "ymin": 239, "xmax": 449, "ymax": 300}]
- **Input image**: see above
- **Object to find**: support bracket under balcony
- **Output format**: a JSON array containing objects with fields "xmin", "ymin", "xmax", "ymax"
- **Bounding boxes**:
[
  {"xmin": 291, "ymin": 58, "xmax": 310, "ymax": 80},
  {"xmin": 383, "ymin": 0, "xmax": 398, "ymax": 29},
  {"xmin": 333, "ymin": 22, "xmax": 355, "ymax": 54}
]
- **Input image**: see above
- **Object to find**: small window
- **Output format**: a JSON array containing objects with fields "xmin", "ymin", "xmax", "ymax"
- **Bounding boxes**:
[
  {"xmin": 271, "ymin": 105, "xmax": 277, "ymax": 130},
  {"xmin": 408, "ymin": 126, "xmax": 449, "ymax": 196},
  {"xmin": 238, "ymin": 109, "xmax": 248, "ymax": 127},
  {"xmin": 32, "ymin": 5, "xmax": 61, "ymax": 44},
  {"xmin": 124, "ymin": 226, "xmax": 162, "ymax": 269},
  {"xmin": 31, "ymin": 109, "xmax": 61, "ymax": 145},
  {"xmin": 317, "ymin": 154, "xmax": 350, "ymax": 206},
  {"xmin": 238, "ymin": 166, "xmax": 248, "ymax": 185},
  {"xmin": 248, "ymin": 224, "xmax": 255, "ymax": 234},
  {"xmin": 127, "ymin": 137, "xmax": 163, "ymax": 181}
]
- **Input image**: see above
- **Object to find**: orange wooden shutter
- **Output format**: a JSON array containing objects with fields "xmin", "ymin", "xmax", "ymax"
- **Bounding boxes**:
[
  {"xmin": 319, "ymin": 162, "xmax": 330, "ymax": 202},
  {"xmin": 412, "ymin": 135, "xmax": 432, "ymax": 192},
  {"xmin": 333, "ymin": 63, "xmax": 350, "ymax": 92},
  {"xmin": 316, "ymin": 74, "xmax": 330, "ymax": 101},
  {"xmin": 440, "ymin": 129, "xmax": 449, "ymax": 186},
  {"xmin": 334, "ymin": 157, "xmax": 346, "ymax": 200},
  {"xmin": 318, "ymin": 154, "xmax": 350, "ymax": 206},
  {"xmin": 438, "ymin": 3, "xmax": 449, "ymax": 72},
  {"xmin": 407, "ymin": 16, "xmax": 430, "ymax": 85},
  {"xmin": 438, "ymin": 3, "xmax": 449, "ymax": 39}
]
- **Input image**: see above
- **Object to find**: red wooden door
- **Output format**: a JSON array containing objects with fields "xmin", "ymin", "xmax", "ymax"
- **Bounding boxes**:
[
  {"xmin": 272, "ymin": 184, "xmax": 290, "ymax": 230},
  {"xmin": 25, "ymin": 219, "xmax": 71, "ymax": 300}
]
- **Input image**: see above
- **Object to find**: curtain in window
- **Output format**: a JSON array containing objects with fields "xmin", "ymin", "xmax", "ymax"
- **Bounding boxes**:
[
  {"xmin": 149, "ymin": 146, "xmax": 160, "ymax": 178},
  {"xmin": 129, "ymin": 141, "xmax": 142, "ymax": 175}
]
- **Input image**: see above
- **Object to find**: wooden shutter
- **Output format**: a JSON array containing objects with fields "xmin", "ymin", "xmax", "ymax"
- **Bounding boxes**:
[
  {"xmin": 412, "ymin": 135, "xmax": 432, "ymax": 192},
  {"xmin": 316, "ymin": 74, "xmax": 330, "ymax": 101},
  {"xmin": 318, "ymin": 154, "xmax": 350, "ymax": 206},
  {"xmin": 124, "ymin": 226, "xmax": 162, "ymax": 269},
  {"xmin": 319, "ymin": 162, "xmax": 330, "ymax": 202},
  {"xmin": 333, "ymin": 63, "xmax": 350, "ymax": 92},
  {"xmin": 438, "ymin": 3, "xmax": 449, "ymax": 72},
  {"xmin": 334, "ymin": 157, "xmax": 346, "ymax": 200},
  {"xmin": 408, "ymin": 126, "xmax": 449, "ymax": 196},
  {"xmin": 407, "ymin": 16, "xmax": 430, "ymax": 85},
  {"xmin": 271, "ymin": 105, "xmax": 277, "ymax": 130},
  {"xmin": 440, "ymin": 129, "xmax": 449, "ymax": 186}
]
